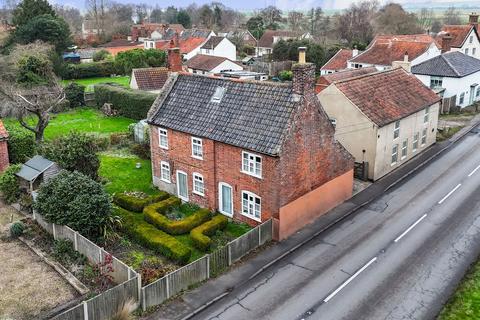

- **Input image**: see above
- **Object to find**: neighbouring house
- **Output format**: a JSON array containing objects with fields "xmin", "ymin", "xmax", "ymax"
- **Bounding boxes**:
[
  {"xmin": 318, "ymin": 68, "xmax": 441, "ymax": 181},
  {"xmin": 412, "ymin": 51, "xmax": 480, "ymax": 110},
  {"xmin": 315, "ymin": 67, "xmax": 377, "ymax": 93},
  {"xmin": 16, "ymin": 155, "xmax": 60, "ymax": 192},
  {"xmin": 348, "ymin": 34, "xmax": 441, "ymax": 70},
  {"xmin": 81, "ymin": 19, "xmax": 99, "ymax": 43},
  {"xmin": 62, "ymin": 52, "xmax": 81, "ymax": 63},
  {"xmin": 147, "ymin": 48, "xmax": 354, "ymax": 240},
  {"xmin": 320, "ymin": 48, "xmax": 361, "ymax": 75},
  {"xmin": 131, "ymin": 23, "xmax": 185, "ymax": 42},
  {"xmin": 199, "ymin": 36, "xmax": 237, "ymax": 61},
  {"xmin": 186, "ymin": 54, "xmax": 243, "ymax": 75},
  {"xmin": 435, "ymin": 13, "xmax": 480, "ymax": 58},
  {"xmin": 98, "ymin": 39, "xmax": 143, "ymax": 56},
  {"xmin": 219, "ymin": 30, "xmax": 258, "ymax": 55},
  {"xmin": 130, "ymin": 68, "xmax": 170, "ymax": 93},
  {"xmin": 256, "ymin": 30, "xmax": 312, "ymax": 57},
  {"xmin": 0, "ymin": 120, "xmax": 9, "ymax": 172}
]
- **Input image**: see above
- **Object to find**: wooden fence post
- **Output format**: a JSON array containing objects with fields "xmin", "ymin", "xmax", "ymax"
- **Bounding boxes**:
[
  {"xmin": 74, "ymin": 232, "xmax": 78, "ymax": 251},
  {"xmin": 83, "ymin": 301, "xmax": 88, "ymax": 320},
  {"xmin": 258, "ymin": 224, "xmax": 261, "ymax": 246},
  {"xmin": 52, "ymin": 223, "xmax": 56, "ymax": 240},
  {"xmin": 166, "ymin": 274, "xmax": 170, "ymax": 298},
  {"xmin": 228, "ymin": 245, "xmax": 232, "ymax": 266},
  {"xmin": 142, "ymin": 287, "xmax": 146, "ymax": 312},
  {"xmin": 206, "ymin": 255, "xmax": 210, "ymax": 279}
]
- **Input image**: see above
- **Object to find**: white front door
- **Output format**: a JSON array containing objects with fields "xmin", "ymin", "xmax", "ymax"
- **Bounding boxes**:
[
  {"xmin": 219, "ymin": 182, "xmax": 233, "ymax": 217},
  {"xmin": 176, "ymin": 171, "xmax": 188, "ymax": 201}
]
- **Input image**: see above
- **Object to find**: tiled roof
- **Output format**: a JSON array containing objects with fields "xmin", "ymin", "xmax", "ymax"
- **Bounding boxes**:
[
  {"xmin": 132, "ymin": 67, "xmax": 169, "ymax": 91},
  {"xmin": 148, "ymin": 74, "xmax": 298, "ymax": 155},
  {"xmin": 201, "ymin": 36, "xmax": 224, "ymax": 49},
  {"xmin": 350, "ymin": 34, "xmax": 439, "ymax": 66},
  {"xmin": 436, "ymin": 25, "xmax": 475, "ymax": 48},
  {"xmin": 321, "ymin": 49, "xmax": 359, "ymax": 71},
  {"xmin": 0, "ymin": 120, "xmax": 8, "ymax": 139},
  {"xmin": 320, "ymin": 67, "xmax": 377, "ymax": 84},
  {"xmin": 99, "ymin": 39, "xmax": 142, "ymax": 48},
  {"xmin": 186, "ymin": 54, "xmax": 239, "ymax": 71},
  {"xmin": 155, "ymin": 37, "xmax": 207, "ymax": 54},
  {"xmin": 412, "ymin": 51, "xmax": 480, "ymax": 77},
  {"xmin": 258, "ymin": 30, "xmax": 299, "ymax": 48},
  {"xmin": 334, "ymin": 68, "xmax": 441, "ymax": 127}
]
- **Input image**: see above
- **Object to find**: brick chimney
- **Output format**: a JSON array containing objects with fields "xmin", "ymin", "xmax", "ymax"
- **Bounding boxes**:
[
  {"xmin": 470, "ymin": 13, "xmax": 479, "ymax": 32},
  {"xmin": 292, "ymin": 47, "xmax": 316, "ymax": 95},
  {"xmin": 168, "ymin": 37, "xmax": 182, "ymax": 72},
  {"xmin": 441, "ymin": 33, "xmax": 452, "ymax": 53}
]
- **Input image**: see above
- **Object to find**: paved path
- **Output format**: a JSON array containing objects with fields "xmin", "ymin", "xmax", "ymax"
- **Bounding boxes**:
[{"xmin": 194, "ymin": 129, "xmax": 480, "ymax": 320}]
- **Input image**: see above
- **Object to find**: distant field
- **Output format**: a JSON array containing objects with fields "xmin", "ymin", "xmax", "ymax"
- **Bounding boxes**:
[{"xmin": 61, "ymin": 76, "xmax": 130, "ymax": 92}]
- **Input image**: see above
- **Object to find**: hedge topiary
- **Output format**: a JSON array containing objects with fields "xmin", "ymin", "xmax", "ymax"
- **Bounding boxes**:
[
  {"xmin": 115, "ymin": 207, "xmax": 191, "ymax": 264},
  {"xmin": 0, "ymin": 164, "xmax": 22, "ymax": 204},
  {"xmin": 94, "ymin": 84, "xmax": 157, "ymax": 120},
  {"xmin": 144, "ymin": 199, "xmax": 212, "ymax": 235},
  {"xmin": 113, "ymin": 192, "xmax": 170, "ymax": 212},
  {"xmin": 61, "ymin": 61, "xmax": 116, "ymax": 79},
  {"xmin": 190, "ymin": 215, "xmax": 228, "ymax": 251},
  {"xmin": 5, "ymin": 125, "xmax": 36, "ymax": 164}
]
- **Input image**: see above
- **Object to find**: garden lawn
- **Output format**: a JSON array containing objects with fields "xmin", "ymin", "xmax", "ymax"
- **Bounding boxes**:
[
  {"xmin": 61, "ymin": 76, "xmax": 130, "ymax": 92},
  {"xmin": 3, "ymin": 108, "xmax": 135, "ymax": 140},
  {"xmin": 99, "ymin": 153, "xmax": 158, "ymax": 195}
]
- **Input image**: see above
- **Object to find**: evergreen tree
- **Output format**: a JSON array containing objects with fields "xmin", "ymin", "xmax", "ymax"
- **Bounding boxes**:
[{"xmin": 12, "ymin": 0, "xmax": 55, "ymax": 27}]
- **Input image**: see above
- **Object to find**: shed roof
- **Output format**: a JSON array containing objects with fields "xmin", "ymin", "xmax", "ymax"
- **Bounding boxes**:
[
  {"xmin": 132, "ymin": 67, "xmax": 169, "ymax": 91},
  {"xmin": 186, "ymin": 54, "xmax": 240, "ymax": 71},
  {"xmin": 25, "ymin": 155, "xmax": 54, "ymax": 172}
]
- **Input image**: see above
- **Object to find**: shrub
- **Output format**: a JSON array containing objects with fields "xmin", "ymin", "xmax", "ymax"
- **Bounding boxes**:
[
  {"xmin": 92, "ymin": 49, "xmax": 111, "ymax": 62},
  {"xmin": 34, "ymin": 170, "xmax": 112, "ymax": 240},
  {"xmin": 190, "ymin": 215, "xmax": 228, "ymax": 251},
  {"xmin": 10, "ymin": 221, "xmax": 24, "ymax": 238},
  {"xmin": 52, "ymin": 239, "xmax": 86, "ymax": 266},
  {"xmin": 110, "ymin": 133, "xmax": 129, "ymax": 146},
  {"xmin": 130, "ymin": 143, "xmax": 150, "ymax": 159},
  {"xmin": 114, "ymin": 49, "xmax": 166, "ymax": 75},
  {"xmin": 278, "ymin": 70, "xmax": 293, "ymax": 81},
  {"xmin": 94, "ymin": 84, "xmax": 157, "ymax": 120},
  {"xmin": 144, "ymin": 200, "xmax": 211, "ymax": 235},
  {"xmin": 0, "ymin": 164, "xmax": 21, "ymax": 204},
  {"xmin": 113, "ymin": 192, "xmax": 170, "ymax": 212},
  {"xmin": 115, "ymin": 207, "xmax": 191, "ymax": 264},
  {"xmin": 64, "ymin": 82, "xmax": 85, "ymax": 108},
  {"xmin": 61, "ymin": 61, "xmax": 116, "ymax": 79},
  {"xmin": 41, "ymin": 131, "xmax": 100, "ymax": 180},
  {"xmin": 5, "ymin": 125, "xmax": 36, "ymax": 164}
]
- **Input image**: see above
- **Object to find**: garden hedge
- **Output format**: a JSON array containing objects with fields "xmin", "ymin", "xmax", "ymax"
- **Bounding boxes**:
[
  {"xmin": 113, "ymin": 191, "xmax": 170, "ymax": 212},
  {"xmin": 61, "ymin": 61, "xmax": 116, "ymax": 79},
  {"xmin": 190, "ymin": 215, "xmax": 228, "ymax": 251},
  {"xmin": 4, "ymin": 125, "xmax": 36, "ymax": 164},
  {"xmin": 94, "ymin": 84, "xmax": 157, "ymax": 120},
  {"xmin": 144, "ymin": 199, "xmax": 212, "ymax": 235},
  {"xmin": 115, "ymin": 207, "xmax": 191, "ymax": 264}
]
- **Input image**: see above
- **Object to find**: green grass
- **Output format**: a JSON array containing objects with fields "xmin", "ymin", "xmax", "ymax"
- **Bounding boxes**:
[
  {"xmin": 61, "ymin": 76, "xmax": 130, "ymax": 92},
  {"xmin": 438, "ymin": 261, "xmax": 480, "ymax": 320},
  {"xmin": 3, "ymin": 108, "xmax": 135, "ymax": 140},
  {"xmin": 99, "ymin": 153, "xmax": 158, "ymax": 196},
  {"xmin": 225, "ymin": 221, "xmax": 252, "ymax": 238}
]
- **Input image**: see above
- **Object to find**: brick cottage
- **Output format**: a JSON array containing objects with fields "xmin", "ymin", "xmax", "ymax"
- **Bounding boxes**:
[{"xmin": 147, "ymin": 48, "xmax": 354, "ymax": 240}]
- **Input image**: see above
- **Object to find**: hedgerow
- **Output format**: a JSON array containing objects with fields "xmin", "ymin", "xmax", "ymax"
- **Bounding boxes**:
[
  {"xmin": 113, "ymin": 192, "xmax": 170, "ymax": 212},
  {"xmin": 190, "ymin": 215, "xmax": 228, "ymax": 251}
]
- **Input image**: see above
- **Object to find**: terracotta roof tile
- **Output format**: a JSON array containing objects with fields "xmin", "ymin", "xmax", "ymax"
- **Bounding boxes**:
[
  {"xmin": 334, "ymin": 68, "xmax": 440, "ymax": 127},
  {"xmin": 436, "ymin": 25, "xmax": 476, "ymax": 48},
  {"xmin": 132, "ymin": 67, "xmax": 169, "ymax": 91},
  {"xmin": 321, "ymin": 49, "xmax": 359, "ymax": 71},
  {"xmin": 186, "ymin": 54, "xmax": 240, "ymax": 71},
  {"xmin": 201, "ymin": 36, "xmax": 224, "ymax": 49},
  {"xmin": 258, "ymin": 30, "xmax": 299, "ymax": 48}
]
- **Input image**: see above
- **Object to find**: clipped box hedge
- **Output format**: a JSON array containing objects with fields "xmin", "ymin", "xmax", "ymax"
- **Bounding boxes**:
[
  {"xmin": 144, "ymin": 199, "xmax": 212, "ymax": 235},
  {"xmin": 190, "ymin": 215, "xmax": 228, "ymax": 251},
  {"xmin": 61, "ymin": 61, "xmax": 116, "ymax": 79},
  {"xmin": 94, "ymin": 84, "xmax": 157, "ymax": 120},
  {"xmin": 113, "ymin": 191, "xmax": 170, "ymax": 212},
  {"xmin": 115, "ymin": 207, "xmax": 191, "ymax": 264}
]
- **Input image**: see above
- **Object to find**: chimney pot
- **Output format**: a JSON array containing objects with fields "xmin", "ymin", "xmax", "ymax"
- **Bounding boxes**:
[
  {"xmin": 441, "ymin": 33, "xmax": 453, "ymax": 53},
  {"xmin": 404, "ymin": 51, "xmax": 409, "ymax": 62},
  {"xmin": 298, "ymin": 47, "xmax": 307, "ymax": 64}
]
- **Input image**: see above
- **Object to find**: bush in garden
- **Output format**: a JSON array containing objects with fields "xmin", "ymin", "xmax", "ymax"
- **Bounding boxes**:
[
  {"xmin": 94, "ymin": 84, "xmax": 157, "ymax": 120},
  {"xmin": 60, "ymin": 61, "xmax": 116, "ymax": 79},
  {"xmin": 52, "ymin": 239, "xmax": 86, "ymax": 266},
  {"xmin": 5, "ymin": 125, "xmax": 36, "ymax": 164},
  {"xmin": 130, "ymin": 143, "xmax": 150, "ymax": 159},
  {"xmin": 278, "ymin": 70, "xmax": 292, "ymax": 81},
  {"xmin": 190, "ymin": 215, "xmax": 228, "ymax": 251},
  {"xmin": 0, "ymin": 164, "xmax": 22, "ymax": 204},
  {"xmin": 41, "ymin": 131, "xmax": 100, "ymax": 180},
  {"xmin": 64, "ymin": 82, "xmax": 85, "ymax": 108},
  {"xmin": 92, "ymin": 49, "xmax": 111, "ymax": 62},
  {"xmin": 113, "ymin": 192, "xmax": 169, "ymax": 212},
  {"xmin": 9, "ymin": 221, "xmax": 25, "ymax": 238},
  {"xmin": 34, "ymin": 170, "xmax": 112, "ymax": 240},
  {"xmin": 114, "ymin": 48, "xmax": 166, "ymax": 75}
]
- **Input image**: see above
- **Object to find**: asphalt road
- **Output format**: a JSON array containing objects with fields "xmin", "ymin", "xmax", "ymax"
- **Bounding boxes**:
[{"xmin": 195, "ymin": 130, "xmax": 480, "ymax": 320}]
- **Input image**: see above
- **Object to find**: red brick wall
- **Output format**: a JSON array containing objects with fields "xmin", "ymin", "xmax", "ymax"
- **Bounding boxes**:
[{"xmin": 0, "ymin": 140, "xmax": 9, "ymax": 172}]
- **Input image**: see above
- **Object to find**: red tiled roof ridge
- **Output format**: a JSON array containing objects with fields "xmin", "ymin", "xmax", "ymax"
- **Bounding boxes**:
[
  {"xmin": 321, "ymin": 48, "xmax": 353, "ymax": 70},
  {"xmin": 333, "ymin": 67, "xmax": 400, "ymax": 84}
]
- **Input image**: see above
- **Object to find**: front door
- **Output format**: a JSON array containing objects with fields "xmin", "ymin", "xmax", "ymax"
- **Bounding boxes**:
[
  {"xmin": 219, "ymin": 182, "xmax": 233, "ymax": 217},
  {"xmin": 176, "ymin": 171, "xmax": 188, "ymax": 201},
  {"xmin": 470, "ymin": 85, "xmax": 477, "ymax": 105}
]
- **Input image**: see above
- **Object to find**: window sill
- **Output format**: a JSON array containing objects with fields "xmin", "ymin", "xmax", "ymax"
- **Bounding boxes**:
[
  {"xmin": 219, "ymin": 210, "xmax": 233, "ymax": 217},
  {"xmin": 241, "ymin": 170, "xmax": 262, "ymax": 179},
  {"xmin": 192, "ymin": 155, "xmax": 203, "ymax": 160},
  {"xmin": 193, "ymin": 190, "xmax": 205, "ymax": 197},
  {"xmin": 401, "ymin": 156, "xmax": 407, "ymax": 160},
  {"xmin": 159, "ymin": 146, "xmax": 169, "ymax": 150},
  {"xmin": 391, "ymin": 162, "xmax": 397, "ymax": 167},
  {"xmin": 160, "ymin": 178, "xmax": 171, "ymax": 184},
  {"xmin": 240, "ymin": 211, "xmax": 262, "ymax": 222}
]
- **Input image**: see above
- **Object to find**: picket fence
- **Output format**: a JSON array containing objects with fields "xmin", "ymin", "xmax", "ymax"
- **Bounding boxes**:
[{"xmin": 141, "ymin": 219, "xmax": 273, "ymax": 311}]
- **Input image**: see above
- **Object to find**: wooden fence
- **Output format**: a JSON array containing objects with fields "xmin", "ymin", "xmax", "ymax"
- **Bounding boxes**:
[{"xmin": 141, "ymin": 219, "xmax": 273, "ymax": 311}]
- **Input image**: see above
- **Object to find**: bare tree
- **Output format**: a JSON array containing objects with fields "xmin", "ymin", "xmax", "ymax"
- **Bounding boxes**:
[
  {"xmin": 418, "ymin": 8, "xmax": 434, "ymax": 32},
  {"xmin": 443, "ymin": 6, "xmax": 462, "ymax": 25},
  {"xmin": 334, "ymin": 0, "xmax": 378, "ymax": 45},
  {"xmin": 373, "ymin": 3, "xmax": 422, "ymax": 35},
  {"xmin": 288, "ymin": 11, "xmax": 306, "ymax": 32},
  {"xmin": 54, "ymin": 5, "xmax": 82, "ymax": 35},
  {"xmin": 0, "ymin": 43, "xmax": 65, "ymax": 142}
]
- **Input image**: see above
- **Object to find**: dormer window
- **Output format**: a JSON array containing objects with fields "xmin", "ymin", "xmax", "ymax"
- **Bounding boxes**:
[{"xmin": 211, "ymin": 87, "xmax": 226, "ymax": 103}]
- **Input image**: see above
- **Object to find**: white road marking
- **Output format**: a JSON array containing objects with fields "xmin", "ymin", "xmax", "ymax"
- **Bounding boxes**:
[
  {"xmin": 468, "ymin": 164, "xmax": 480, "ymax": 177},
  {"xmin": 438, "ymin": 184, "xmax": 462, "ymax": 204},
  {"xmin": 394, "ymin": 214, "xmax": 428, "ymax": 243},
  {"xmin": 323, "ymin": 257, "xmax": 377, "ymax": 303}
]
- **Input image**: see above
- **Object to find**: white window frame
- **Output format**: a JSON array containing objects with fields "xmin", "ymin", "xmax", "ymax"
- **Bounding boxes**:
[
  {"xmin": 393, "ymin": 120, "xmax": 400, "ymax": 140},
  {"xmin": 192, "ymin": 172, "xmax": 205, "ymax": 196},
  {"xmin": 176, "ymin": 170, "xmax": 189, "ymax": 201},
  {"xmin": 459, "ymin": 92, "xmax": 465, "ymax": 105},
  {"xmin": 391, "ymin": 144, "xmax": 398, "ymax": 165},
  {"xmin": 474, "ymin": 48, "xmax": 477, "ymax": 56},
  {"xmin": 218, "ymin": 182, "xmax": 233, "ymax": 217},
  {"xmin": 160, "ymin": 161, "xmax": 171, "ymax": 183},
  {"xmin": 421, "ymin": 128, "xmax": 427, "ymax": 146},
  {"xmin": 158, "ymin": 128, "xmax": 168, "ymax": 150},
  {"xmin": 191, "ymin": 137, "xmax": 203, "ymax": 160},
  {"xmin": 424, "ymin": 106, "xmax": 430, "ymax": 124},
  {"xmin": 465, "ymin": 48, "xmax": 470, "ymax": 55},
  {"xmin": 241, "ymin": 151, "xmax": 262, "ymax": 178},
  {"xmin": 241, "ymin": 191, "xmax": 261, "ymax": 222},
  {"xmin": 413, "ymin": 132, "xmax": 419, "ymax": 152},
  {"xmin": 430, "ymin": 76, "xmax": 443, "ymax": 89},
  {"xmin": 470, "ymin": 35, "xmax": 474, "ymax": 44},
  {"xmin": 401, "ymin": 139, "xmax": 408, "ymax": 160}
]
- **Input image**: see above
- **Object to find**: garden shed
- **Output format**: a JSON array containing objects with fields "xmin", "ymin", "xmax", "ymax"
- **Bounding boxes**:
[{"xmin": 16, "ymin": 155, "xmax": 60, "ymax": 192}]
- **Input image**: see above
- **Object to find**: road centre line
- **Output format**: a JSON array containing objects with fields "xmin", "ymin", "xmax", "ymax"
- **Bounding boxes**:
[
  {"xmin": 323, "ymin": 257, "xmax": 377, "ymax": 303},
  {"xmin": 468, "ymin": 164, "xmax": 480, "ymax": 177},
  {"xmin": 438, "ymin": 184, "xmax": 462, "ymax": 205},
  {"xmin": 394, "ymin": 214, "xmax": 428, "ymax": 243}
]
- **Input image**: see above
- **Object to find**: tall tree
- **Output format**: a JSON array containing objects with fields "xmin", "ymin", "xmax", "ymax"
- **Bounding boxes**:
[
  {"xmin": 334, "ymin": 0, "xmax": 378, "ymax": 46},
  {"xmin": 374, "ymin": 3, "xmax": 422, "ymax": 35},
  {"xmin": 213, "ymin": 4, "xmax": 222, "ymax": 29},
  {"xmin": 443, "ymin": 6, "xmax": 462, "ymax": 25},
  {"xmin": 246, "ymin": 16, "xmax": 265, "ymax": 39},
  {"xmin": 288, "ymin": 11, "xmax": 306, "ymax": 32},
  {"xmin": 11, "ymin": 0, "xmax": 55, "ymax": 27},
  {"xmin": 199, "ymin": 5, "xmax": 213, "ymax": 28},
  {"xmin": 54, "ymin": 5, "xmax": 82, "ymax": 35},
  {"xmin": 260, "ymin": 6, "xmax": 283, "ymax": 29},
  {"xmin": 177, "ymin": 10, "xmax": 191, "ymax": 28},
  {"xmin": 150, "ymin": 6, "xmax": 162, "ymax": 23},
  {"xmin": 164, "ymin": 6, "xmax": 178, "ymax": 24},
  {"xmin": 418, "ymin": 8, "xmax": 434, "ymax": 32}
]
